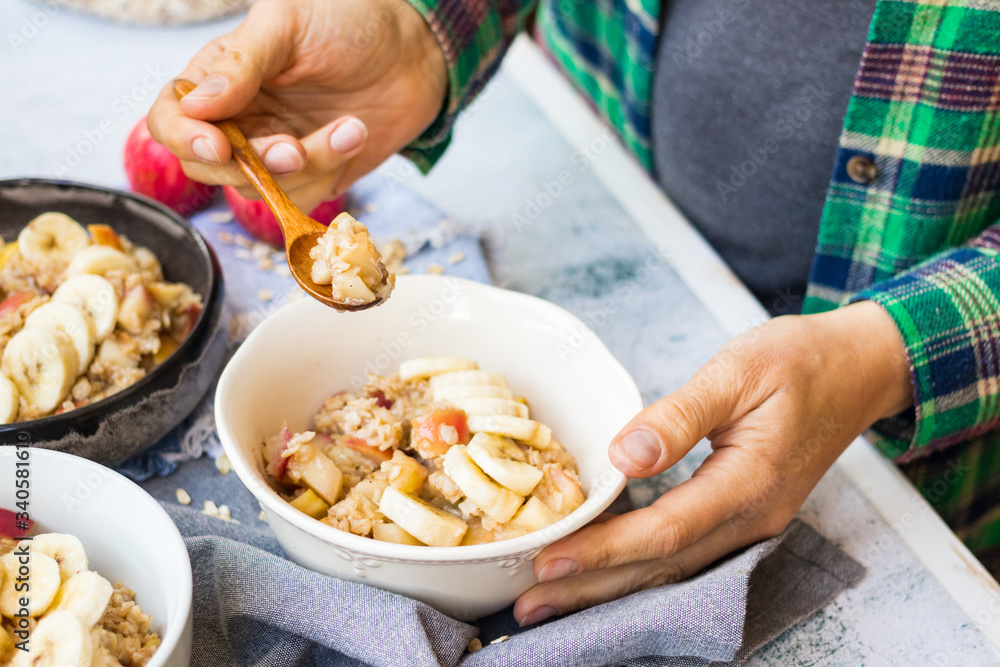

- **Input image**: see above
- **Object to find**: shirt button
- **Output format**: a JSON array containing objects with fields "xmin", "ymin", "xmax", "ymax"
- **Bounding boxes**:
[{"xmin": 846, "ymin": 155, "xmax": 878, "ymax": 184}]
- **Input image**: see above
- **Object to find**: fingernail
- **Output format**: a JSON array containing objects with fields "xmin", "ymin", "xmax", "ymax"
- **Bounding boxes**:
[
  {"xmin": 617, "ymin": 429, "xmax": 662, "ymax": 471},
  {"xmin": 191, "ymin": 136, "xmax": 221, "ymax": 163},
  {"xmin": 519, "ymin": 605, "xmax": 557, "ymax": 627},
  {"xmin": 329, "ymin": 118, "xmax": 367, "ymax": 154},
  {"xmin": 263, "ymin": 143, "xmax": 304, "ymax": 174},
  {"xmin": 538, "ymin": 558, "xmax": 579, "ymax": 582},
  {"xmin": 186, "ymin": 75, "xmax": 227, "ymax": 101}
]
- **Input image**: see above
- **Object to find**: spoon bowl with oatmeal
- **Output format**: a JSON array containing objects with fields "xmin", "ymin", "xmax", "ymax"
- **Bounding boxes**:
[{"xmin": 173, "ymin": 79, "xmax": 394, "ymax": 311}]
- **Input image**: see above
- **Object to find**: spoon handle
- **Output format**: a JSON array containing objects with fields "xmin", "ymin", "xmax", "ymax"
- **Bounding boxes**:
[{"xmin": 172, "ymin": 79, "xmax": 308, "ymax": 240}]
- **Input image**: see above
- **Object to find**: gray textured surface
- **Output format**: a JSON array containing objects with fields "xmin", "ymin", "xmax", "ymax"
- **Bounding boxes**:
[{"xmin": 0, "ymin": 1, "xmax": 997, "ymax": 664}]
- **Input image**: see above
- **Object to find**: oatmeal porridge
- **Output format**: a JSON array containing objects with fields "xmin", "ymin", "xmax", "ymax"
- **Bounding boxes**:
[
  {"xmin": 263, "ymin": 357, "xmax": 586, "ymax": 547},
  {"xmin": 308, "ymin": 212, "xmax": 393, "ymax": 306},
  {"xmin": 0, "ymin": 532, "xmax": 159, "ymax": 666},
  {"xmin": 0, "ymin": 212, "xmax": 202, "ymax": 423}
]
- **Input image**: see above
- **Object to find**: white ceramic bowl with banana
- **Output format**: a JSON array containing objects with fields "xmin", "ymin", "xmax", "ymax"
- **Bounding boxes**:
[
  {"xmin": 215, "ymin": 275, "xmax": 642, "ymax": 620},
  {"xmin": 0, "ymin": 448, "xmax": 192, "ymax": 666}
]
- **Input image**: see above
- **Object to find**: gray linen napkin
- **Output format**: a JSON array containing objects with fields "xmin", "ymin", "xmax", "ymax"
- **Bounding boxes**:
[{"xmin": 163, "ymin": 504, "xmax": 863, "ymax": 667}]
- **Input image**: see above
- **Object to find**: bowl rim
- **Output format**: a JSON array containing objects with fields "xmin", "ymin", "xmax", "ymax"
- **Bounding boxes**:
[
  {"xmin": 216, "ymin": 274, "xmax": 638, "ymax": 563},
  {"xmin": 0, "ymin": 177, "xmax": 220, "ymax": 433},
  {"xmin": 0, "ymin": 447, "xmax": 192, "ymax": 666}
]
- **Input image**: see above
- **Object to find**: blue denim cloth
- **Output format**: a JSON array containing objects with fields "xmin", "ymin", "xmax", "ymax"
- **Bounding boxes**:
[
  {"xmin": 155, "ymin": 495, "xmax": 863, "ymax": 667},
  {"xmin": 116, "ymin": 174, "xmax": 490, "ymax": 481}
]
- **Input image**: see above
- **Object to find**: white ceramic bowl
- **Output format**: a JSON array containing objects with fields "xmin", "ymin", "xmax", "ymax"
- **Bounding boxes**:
[
  {"xmin": 0, "ymin": 448, "xmax": 192, "ymax": 666},
  {"xmin": 215, "ymin": 275, "xmax": 642, "ymax": 620}
]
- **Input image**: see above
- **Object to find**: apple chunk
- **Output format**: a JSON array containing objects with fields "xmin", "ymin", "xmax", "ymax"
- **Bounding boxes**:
[
  {"xmin": 286, "ymin": 443, "xmax": 343, "ymax": 505},
  {"xmin": 410, "ymin": 410, "xmax": 469, "ymax": 458},
  {"xmin": 0, "ymin": 291, "xmax": 35, "ymax": 318},
  {"xmin": 289, "ymin": 489, "xmax": 331, "ymax": 519},
  {"xmin": 381, "ymin": 450, "xmax": 428, "ymax": 494}
]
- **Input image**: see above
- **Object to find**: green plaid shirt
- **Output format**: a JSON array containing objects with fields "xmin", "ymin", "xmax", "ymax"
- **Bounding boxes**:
[{"xmin": 405, "ymin": 0, "xmax": 1000, "ymax": 571}]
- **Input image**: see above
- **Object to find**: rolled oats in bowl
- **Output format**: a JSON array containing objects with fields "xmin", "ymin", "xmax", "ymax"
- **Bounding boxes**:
[
  {"xmin": 0, "ymin": 530, "xmax": 159, "ymax": 666},
  {"xmin": 0, "ymin": 212, "xmax": 202, "ymax": 424},
  {"xmin": 263, "ymin": 357, "xmax": 586, "ymax": 547}
]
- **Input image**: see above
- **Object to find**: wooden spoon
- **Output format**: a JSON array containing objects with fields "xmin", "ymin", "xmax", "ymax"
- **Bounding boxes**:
[{"xmin": 173, "ymin": 79, "xmax": 390, "ymax": 312}]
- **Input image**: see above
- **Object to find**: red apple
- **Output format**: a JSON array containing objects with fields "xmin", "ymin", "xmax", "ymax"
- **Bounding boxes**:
[
  {"xmin": 368, "ymin": 389, "xmax": 394, "ymax": 409},
  {"xmin": 0, "ymin": 508, "xmax": 32, "ymax": 539},
  {"xmin": 124, "ymin": 116, "xmax": 218, "ymax": 216},
  {"xmin": 343, "ymin": 436, "xmax": 393, "ymax": 463},
  {"xmin": 171, "ymin": 303, "xmax": 202, "ymax": 340},
  {"xmin": 0, "ymin": 291, "xmax": 35, "ymax": 318},
  {"xmin": 224, "ymin": 186, "xmax": 348, "ymax": 245},
  {"xmin": 410, "ymin": 411, "xmax": 469, "ymax": 458},
  {"xmin": 265, "ymin": 424, "xmax": 293, "ymax": 481}
]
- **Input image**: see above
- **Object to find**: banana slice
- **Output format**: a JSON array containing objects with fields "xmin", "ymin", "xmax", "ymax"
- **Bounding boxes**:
[
  {"xmin": 443, "ymin": 445, "xmax": 523, "ymax": 524},
  {"xmin": 17, "ymin": 212, "xmax": 90, "ymax": 264},
  {"xmin": 2, "ymin": 329, "xmax": 79, "ymax": 414},
  {"xmin": 466, "ymin": 415, "xmax": 552, "ymax": 449},
  {"xmin": 378, "ymin": 487, "xmax": 468, "ymax": 547},
  {"xmin": 31, "ymin": 534, "xmax": 88, "ymax": 583},
  {"xmin": 467, "ymin": 433, "xmax": 543, "ymax": 496},
  {"xmin": 428, "ymin": 371, "xmax": 508, "ymax": 390},
  {"xmin": 10, "ymin": 611, "xmax": 93, "ymax": 667},
  {"xmin": 0, "ymin": 550, "xmax": 61, "ymax": 617},
  {"xmin": 51, "ymin": 275, "xmax": 119, "ymax": 342},
  {"xmin": 24, "ymin": 303, "xmax": 97, "ymax": 371},
  {"xmin": 433, "ymin": 384, "xmax": 513, "ymax": 403},
  {"xmin": 0, "ymin": 373, "xmax": 19, "ymax": 425},
  {"xmin": 66, "ymin": 245, "xmax": 138, "ymax": 278},
  {"xmin": 509, "ymin": 496, "xmax": 561, "ymax": 532},
  {"xmin": 48, "ymin": 570, "xmax": 112, "ymax": 628},
  {"xmin": 398, "ymin": 357, "xmax": 478, "ymax": 381},
  {"xmin": 447, "ymin": 397, "xmax": 529, "ymax": 419}
]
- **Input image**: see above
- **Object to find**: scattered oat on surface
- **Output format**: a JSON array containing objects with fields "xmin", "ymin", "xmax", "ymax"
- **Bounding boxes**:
[
  {"xmin": 490, "ymin": 636, "xmax": 510, "ymax": 645},
  {"xmin": 251, "ymin": 242, "xmax": 271, "ymax": 259},
  {"xmin": 203, "ymin": 500, "xmax": 241, "ymax": 523},
  {"xmin": 210, "ymin": 211, "xmax": 234, "ymax": 223},
  {"xmin": 257, "ymin": 289, "xmax": 274, "ymax": 303},
  {"xmin": 215, "ymin": 453, "xmax": 233, "ymax": 474},
  {"xmin": 217, "ymin": 231, "xmax": 234, "ymax": 244},
  {"xmin": 235, "ymin": 235, "xmax": 253, "ymax": 248},
  {"xmin": 176, "ymin": 488, "xmax": 192, "ymax": 505},
  {"xmin": 448, "ymin": 252, "xmax": 465, "ymax": 265},
  {"xmin": 287, "ymin": 290, "xmax": 304, "ymax": 302},
  {"xmin": 274, "ymin": 263, "xmax": 292, "ymax": 277},
  {"xmin": 235, "ymin": 249, "xmax": 253, "ymax": 261},
  {"xmin": 467, "ymin": 638, "xmax": 483, "ymax": 653},
  {"xmin": 397, "ymin": 266, "xmax": 411, "ymax": 275},
  {"xmin": 259, "ymin": 511, "xmax": 268, "ymax": 522},
  {"xmin": 427, "ymin": 263, "xmax": 445, "ymax": 275},
  {"xmin": 379, "ymin": 238, "xmax": 408, "ymax": 275},
  {"xmin": 258, "ymin": 257, "xmax": 275, "ymax": 271},
  {"xmin": 363, "ymin": 203, "xmax": 378, "ymax": 213}
]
